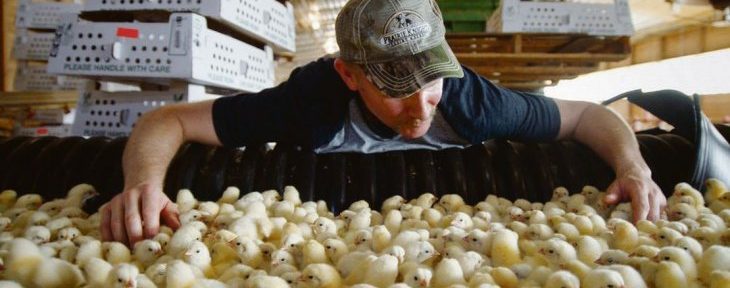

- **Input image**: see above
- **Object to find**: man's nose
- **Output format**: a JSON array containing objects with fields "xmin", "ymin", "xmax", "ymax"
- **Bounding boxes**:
[{"xmin": 405, "ymin": 91, "xmax": 432, "ymax": 119}]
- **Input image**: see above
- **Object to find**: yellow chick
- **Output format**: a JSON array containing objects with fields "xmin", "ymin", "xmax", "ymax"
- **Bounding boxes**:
[
  {"xmin": 64, "ymin": 183, "xmax": 99, "ymax": 208},
  {"xmin": 133, "ymin": 239, "xmax": 163, "ymax": 268},
  {"xmin": 303, "ymin": 239, "xmax": 329, "ymax": 266},
  {"xmin": 168, "ymin": 224, "xmax": 203, "ymax": 257},
  {"xmin": 583, "ymin": 269, "xmax": 625, "ymax": 288},
  {"xmin": 656, "ymin": 246, "xmax": 697, "ymax": 280},
  {"xmin": 655, "ymin": 261, "xmax": 688, "ymax": 288},
  {"xmin": 75, "ymin": 239, "xmax": 102, "ymax": 268},
  {"xmin": 709, "ymin": 192, "xmax": 730, "ymax": 213},
  {"xmin": 182, "ymin": 240, "xmax": 214, "ymax": 277},
  {"xmin": 323, "ymin": 238, "xmax": 349, "ymax": 264},
  {"xmin": 230, "ymin": 236, "xmax": 263, "ymax": 268},
  {"xmin": 675, "ymin": 236, "xmax": 703, "ymax": 261},
  {"xmin": 605, "ymin": 264, "xmax": 647, "ymax": 288},
  {"xmin": 544, "ymin": 270, "xmax": 580, "ymax": 288},
  {"xmin": 348, "ymin": 254, "xmax": 399, "ymax": 287},
  {"xmin": 491, "ymin": 229, "xmax": 521, "ymax": 267},
  {"xmin": 412, "ymin": 193, "xmax": 438, "ymax": 209},
  {"xmin": 13, "ymin": 194, "xmax": 42, "ymax": 210},
  {"xmin": 596, "ymin": 249, "xmax": 630, "ymax": 265},
  {"xmin": 282, "ymin": 185, "xmax": 302, "ymax": 206},
  {"xmin": 371, "ymin": 225, "xmax": 391, "ymax": 253},
  {"xmin": 176, "ymin": 189, "xmax": 198, "ymax": 213},
  {"xmin": 575, "ymin": 235, "xmax": 604, "ymax": 265},
  {"xmin": 24, "ymin": 225, "xmax": 50, "ymax": 245},
  {"xmin": 403, "ymin": 265, "xmax": 433, "ymax": 288},
  {"xmin": 539, "ymin": 238, "xmax": 577, "ymax": 268},
  {"xmin": 704, "ymin": 177, "xmax": 726, "ymax": 200},
  {"xmin": 673, "ymin": 183, "xmax": 705, "ymax": 209},
  {"xmin": 710, "ymin": 270, "xmax": 730, "ymax": 288},
  {"xmin": 218, "ymin": 186, "xmax": 240, "ymax": 204},
  {"xmin": 271, "ymin": 249, "xmax": 298, "ymax": 269},
  {"xmin": 698, "ymin": 245, "xmax": 730, "ymax": 283},
  {"xmin": 299, "ymin": 263, "xmax": 342, "ymax": 288},
  {"xmin": 404, "ymin": 240, "xmax": 439, "ymax": 263},
  {"xmin": 246, "ymin": 275, "xmax": 289, "ymax": 288},
  {"xmin": 166, "ymin": 260, "xmax": 198, "ymax": 288},
  {"xmin": 104, "ymin": 241, "xmax": 132, "ymax": 265},
  {"xmin": 432, "ymin": 257, "xmax": 467, "ymax": 287},
  {"xmin": 611, "ymin": 219, "xmax": 639, "ymax": 252},
  {"xmin": 669, "ymin": 203, "xmax": 698, "ymax": 221},
  {"xmin": 438, "ymin": 194, "xmax": 465, "ymax": 214},
  {"xmin": 0, "ymin": 189, "xmax": 17, "ymax": 211},
  {"xmin": 654, "ymin": 227, "xmax": 683, "ymax": 246}
]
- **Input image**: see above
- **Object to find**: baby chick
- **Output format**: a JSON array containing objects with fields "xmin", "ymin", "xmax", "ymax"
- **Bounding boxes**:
[
  {"xmin": 583, "ymin": 269, "xmax": 625, "ymax": 288},
  {"xmin": 698, "ymin": 245, "xmax": 730, "ymax": 283},
  {"xmin": 656, "ymin": 246, "xmax": 697, "ymax": 280},
  {"xmin": 655, "ymin": 261, "xmax": 688, "ymax": 288},
  {"xmin": 299, "ymin": 263, "xmax": 342, "ymax": 288},
  {"xmin": 432, "ymin": 258, "xmax": 467, "ymax": 287},
  {"xmin": 133, "ymin": 239, "xmax": 163, "ymax": 268},
  {"xmin": 488, "ymin": 229, "xmax": 520, "ymax": 268},
  {"xmin": 104, "ymin": 241, "xmax": 132, "ymax": 265},
  {"xmin": 544, "ymin": 270, "xmax": 580, "ymax": 288}
]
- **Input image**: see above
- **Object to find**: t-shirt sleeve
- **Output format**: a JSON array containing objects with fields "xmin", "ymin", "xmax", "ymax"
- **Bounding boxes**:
[
  {"xmin": 439, "ymin": 65, "xmax": 561, "ymax": 144},
  {"xmin": 212, "ymin": 58, "xmax": 352, "ymax": 148}
]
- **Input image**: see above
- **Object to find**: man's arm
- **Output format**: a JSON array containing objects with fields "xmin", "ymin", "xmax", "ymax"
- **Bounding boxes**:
[
  {"xmin": 554, "ymin": 99, "xmax": 666, "ymax": 222},
  {"xmin": 100, "ymin": 100, "xmax": 220, "ymax": 245}
]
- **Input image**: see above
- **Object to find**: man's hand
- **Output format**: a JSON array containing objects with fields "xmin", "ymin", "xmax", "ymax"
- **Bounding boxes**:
[
  {"xmin": 604, "ymin": 167, "xmax": 666, "ymax": 222},
  {"xmin": 100, "ymin": 183, "xmax": 180, "ymax": 246}
]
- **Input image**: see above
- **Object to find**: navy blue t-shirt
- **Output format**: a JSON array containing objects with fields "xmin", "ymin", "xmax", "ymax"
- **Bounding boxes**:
[{"xmin": 213, "ymin": 57, "xmax": 560, "ymax": 153}]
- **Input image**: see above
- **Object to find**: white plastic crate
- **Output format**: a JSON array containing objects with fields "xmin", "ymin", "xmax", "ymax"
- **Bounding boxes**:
[
  {"xmin": 47, "ymin": 13, "xmax": 275, "ymax": 93},
  {"xmin": 83, "ymin": 0, "xmax": 296, "ymax": 53},
  {"xmin": 15, "ymin": 125, "xmax": 72, "ymax": 137},
  {"xmin": 487, "ymin": 0, "xmax": 633, "ymax": 36},
  {"xmin": 72, "ymin": 84, "xmax": 220, "ymax": 137},
  {"xmin": 13, "ymin": 30, "xmax": 55, "ymax": 60},
  {"xmin": 15, "ymin": 0, "xmax": 82, "ymax": 30},
  {"xmin": 14, "ymin": 63, "xmax": 88, "ymax": 91}
]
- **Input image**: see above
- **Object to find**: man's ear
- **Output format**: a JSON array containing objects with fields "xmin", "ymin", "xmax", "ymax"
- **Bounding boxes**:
[{"xmin": 334, "ymin": 58, "xmax": 359, "ymax": 91}]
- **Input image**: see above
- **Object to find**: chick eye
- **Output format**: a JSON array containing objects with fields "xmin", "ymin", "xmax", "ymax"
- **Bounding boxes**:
[
  {"xmin": 549, "ymin": 249, "xmax": 554, "ymax": 254},
  {"xmin": 287, "ymin": 280, "xmax": 293, "ymax": 283},
  {"xmin": 414, "ymin": 276, "xmax": 418, "ymax": 281},
  {"xmin": 660, "ymin": 235, "xmax": 665, "ymax": 239},
  {"xmin": 148, "ymin": 248, "xmax": 153, "ymax": 252},
  {"xmin": 308, "ymin": 276, "xmax": 314, "ymax": 280},
  {"xmin": 424, "ymin": 250, "xmax": 430, "ymax": 254},
  {"xmin": 280, "ymin": 258, "xmax": 285, "ymax": 262},
  {"xmin": 319, "ymin": 223, "xmax": 323, "ymax": 227},
  {"xmin": 664, "ymin": 256, "xmax": 670, "ymax": 260},
  {"xmin": 326, "ymin": 246, "xmax": 331, "ymax": 249},
  {"xmin": 196, "ymin": 250, "xmax": 200, "ymax": 253},
  {"xmin": 118, "ymin": 278, "xmax": 123, "ymax": 283}
]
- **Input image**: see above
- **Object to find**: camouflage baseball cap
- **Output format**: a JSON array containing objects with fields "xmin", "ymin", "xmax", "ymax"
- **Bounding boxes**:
[{"xmin": 335, "ymin": 0, "xmax": 463, "ymax": 98}]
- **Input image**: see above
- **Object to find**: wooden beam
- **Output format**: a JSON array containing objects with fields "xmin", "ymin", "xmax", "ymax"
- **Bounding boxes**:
[
  {"xmin": 0, "ymin": 91, "xmax": 78, "ymax": 106},
  {"xmin": 472, "ymin": 65, "xmax": 597, "ymax": 75},
  {"xmin": 456, "ymin": 52, "xmax": 629, "ymax": 62}
]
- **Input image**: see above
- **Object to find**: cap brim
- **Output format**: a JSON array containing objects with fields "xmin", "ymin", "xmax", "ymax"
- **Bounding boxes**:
[{"xmin": 363, "ymin": 41, "xmax": 463, "ymax": 98}]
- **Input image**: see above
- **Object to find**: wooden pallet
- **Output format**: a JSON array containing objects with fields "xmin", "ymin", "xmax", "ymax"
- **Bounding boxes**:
[{"xmin": 446, "ymin": 33, "xmax": 631, "ymax": 91}]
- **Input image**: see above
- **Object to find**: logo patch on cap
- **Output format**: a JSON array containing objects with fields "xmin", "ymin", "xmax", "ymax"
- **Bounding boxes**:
[{"xmin": 380, "ymin": 11, "xmax": 432, "ymax": 48}]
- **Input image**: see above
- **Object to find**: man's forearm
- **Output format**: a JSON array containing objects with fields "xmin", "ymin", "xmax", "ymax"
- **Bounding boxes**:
[
  {"xmin": 122, "ymin": 107, "xmax": 185, "ymax": 189},
  {"xmin": 569, "ymin": 104, "xmax": 650, "ymax": 176}
]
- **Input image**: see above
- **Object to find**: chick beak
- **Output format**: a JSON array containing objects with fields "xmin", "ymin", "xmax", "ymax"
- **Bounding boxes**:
[
  {"xmin": 124, "ymin": 280, "xmax": 135, "ymax": 288},
  {"xmin": 297, "ymin": 275, "xmax": 306, "ymax": 282},
  {"xmin": 462, "ymin": 236, "xmax": 470, "ymax": 243},
  {"xmin": 184, "ymin": 251, "xmax": 193, "ymax": 257},
  {"xmin": 419, "ymin": 280, "xmax": 428, "ymax": 287},
  {"xmin": 155, "ymin": 249, "xmax": 163, "ymax": 256}
]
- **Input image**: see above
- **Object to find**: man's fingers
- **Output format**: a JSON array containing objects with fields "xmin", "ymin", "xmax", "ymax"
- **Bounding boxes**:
[
  {"xmin": 648, "ymin": 190, "xmax": 661, "ymax": 221},
  {"xmin": 604, "ymin": 182, "xmax": 622, "ymax": 204},
  {"xmin": 161, "ymin": 202, "xmax": 181, "ymax": 230},
  {"xmin": 141, "ymin": 191, "xmax": 162, "ymax": 238},
  {"xmin": 110, "ymin": 196, "xmax": 128, "ymax": 245},
  {"xmin": 100, "ymin": 204, "xmax": 112, "ymax": 241},
  {"xmin": 124, "ymin": 191, "xmax": 143, "ymax": 245},
  {"xmin": 631, "ymin": 189, "xmax": 650, "ymax": 223}
]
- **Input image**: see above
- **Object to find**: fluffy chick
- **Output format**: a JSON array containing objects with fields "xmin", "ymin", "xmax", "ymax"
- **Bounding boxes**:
[
  {"xmin": 299, "ymin": 263, "xmax": 342, "ymax": 288},
  {"xmin": 656, "ymin": 246, "xmax": 697, "ymax": 280},
  {"xmin": 655, "ymin": 261, "xmax": 688, "ymax": 288},
  {"xmin": 432, "ymin": 258, "xmax": 467, "ymax": 287},
  {"xmin": 544, "ymin": 270, "xmax": 580, "ymax": 288},
  {"xmin": 583, "ymin": 269, "xmax": 625, "ymax": 288}
]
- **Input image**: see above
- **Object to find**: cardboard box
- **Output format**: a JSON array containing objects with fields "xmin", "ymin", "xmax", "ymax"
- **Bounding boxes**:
[
  {"xmin": 13, "ymin": 30, "xmax": 55, "ymax": 60},
  {"xmin": 488, "ymin": 0, "xmax": 634, "ymax": 36},
  {"xmin": 83, "ymin": 0, "xmax": 296, "ymax": 53},
  {"xmin": 47, "ymin": 13, "xmax": 275, "ymax": 93},
  {"xmin": 71, "ymin": 83, "xmax": 220, "ymax": 137},
  {"xmin": 15, "ymin": 0, "xmax": 82, "ymax": 30},
  {"xmin": 14, "ymin": 62, "xmax": 88, "ymax": 91}
]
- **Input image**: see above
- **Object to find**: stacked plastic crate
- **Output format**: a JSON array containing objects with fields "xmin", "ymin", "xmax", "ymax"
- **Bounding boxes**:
[
  {"xmin": 437, "ymin": 0, "xmax": 499, "ymax": 33},
  {"xmin": 11, "ymin": 0, "xmax": 86, "ymax": 137},
  {"xmin": 47, "ymin": 0, "xmax": 296, "ymax": 137}
]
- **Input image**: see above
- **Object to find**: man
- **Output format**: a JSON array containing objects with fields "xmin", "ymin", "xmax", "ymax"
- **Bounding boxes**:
[{"xmin": 101, "ymin": 0, "xmax": 666, "ymax": 246}]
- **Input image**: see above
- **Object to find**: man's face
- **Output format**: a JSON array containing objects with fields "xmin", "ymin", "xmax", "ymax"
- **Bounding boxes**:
[{"xmin": 353, "ymin": 69, "xmax": 443, "ymax": 139}]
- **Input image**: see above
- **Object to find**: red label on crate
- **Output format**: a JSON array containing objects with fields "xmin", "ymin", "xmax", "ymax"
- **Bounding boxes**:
[
  {"xmin": 116, "ymin": 27, "xmax": 139, "ymax": 38},
  {"xmin": 36, "ymin": 128, "xmax": 48, "ymax": 135}
]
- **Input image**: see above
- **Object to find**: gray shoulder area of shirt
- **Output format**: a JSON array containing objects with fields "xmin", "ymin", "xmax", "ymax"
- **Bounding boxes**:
[{"xmin": 314, "ymin": 98, "xmax": 470, "ymax": 154}]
